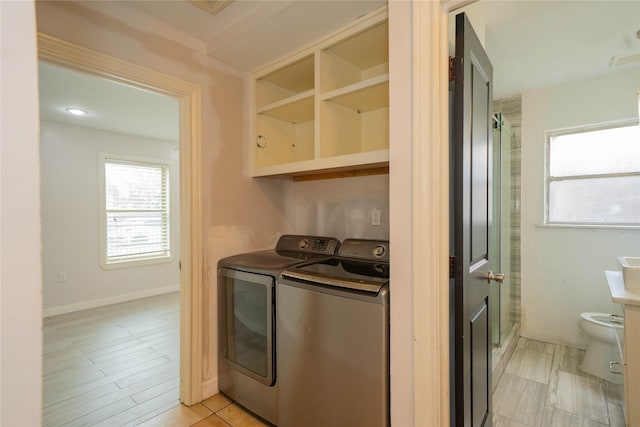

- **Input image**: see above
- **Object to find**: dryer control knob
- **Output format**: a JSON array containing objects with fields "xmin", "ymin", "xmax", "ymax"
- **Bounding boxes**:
[
  {"xmin": 373, "ymin": 244, "xmax": 386, "ymax": 258},
  {"xmin": 298, "ymin": 239, "xmax": 309, "ymax": 249}
]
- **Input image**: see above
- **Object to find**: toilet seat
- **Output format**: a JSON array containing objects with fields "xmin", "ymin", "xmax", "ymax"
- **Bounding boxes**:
[{"xmin": 580, "ymin": 312, "xmax": 623, "ymax": 329}]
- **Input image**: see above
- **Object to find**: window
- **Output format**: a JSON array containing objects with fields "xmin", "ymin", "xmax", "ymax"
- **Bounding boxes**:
[
  {"xmin": 100, "ymin": 155, "xmax": 171, "ymax": 267},
  {"xmin": 546, "ymin": 122, "xmax": 640, "ymax": 226}
]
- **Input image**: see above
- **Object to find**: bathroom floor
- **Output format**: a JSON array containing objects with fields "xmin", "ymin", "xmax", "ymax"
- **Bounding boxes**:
[{"xmin": 493, "ymin": 336, "xmax": 625, "ymax": 426}]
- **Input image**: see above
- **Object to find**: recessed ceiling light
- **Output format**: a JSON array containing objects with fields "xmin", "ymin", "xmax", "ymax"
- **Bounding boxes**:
[
  {"xmin": 610, "ymin": 51, "xmax": 640, "ymax": 68},
  {"xmin": 65, "ymin": 107, "xmax": 89, "ymax": 116}
]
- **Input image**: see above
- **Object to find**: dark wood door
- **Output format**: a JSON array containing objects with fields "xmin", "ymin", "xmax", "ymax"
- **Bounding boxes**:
[{"xmin": 451, "ymin": 12, "xmax": 495, "ymax": 427}]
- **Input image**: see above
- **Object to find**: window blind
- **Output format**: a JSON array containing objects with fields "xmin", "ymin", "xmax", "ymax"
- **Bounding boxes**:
[{"xmin": 104, "ymin": 159, "xmax": 170, "ymax": 264}]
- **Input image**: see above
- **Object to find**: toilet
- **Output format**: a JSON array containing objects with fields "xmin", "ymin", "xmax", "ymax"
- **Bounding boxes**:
[{"xmin": 579, "ymin": 312, "xmax": 624, "ymax": 383}]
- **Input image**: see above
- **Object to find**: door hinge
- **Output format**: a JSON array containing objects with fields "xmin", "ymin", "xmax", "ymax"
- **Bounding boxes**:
[
  {"xmin": 449, "ymin": 255, "xmax": 457, "ymax": 279},
  {"xmin": 449, "ymin": 56, "xmax": 462, "ymax": 82}
]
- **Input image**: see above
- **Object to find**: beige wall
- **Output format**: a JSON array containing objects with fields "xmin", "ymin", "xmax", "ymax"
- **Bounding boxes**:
[{"xmin": 35, "ymin": 1, "xmax": 287, "ymax": 387}]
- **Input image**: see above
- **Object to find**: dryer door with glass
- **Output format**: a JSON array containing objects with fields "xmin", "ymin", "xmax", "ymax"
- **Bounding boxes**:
[{"xmin": 218, "ymin": 268, "xmax": 275, "ymax": 386}]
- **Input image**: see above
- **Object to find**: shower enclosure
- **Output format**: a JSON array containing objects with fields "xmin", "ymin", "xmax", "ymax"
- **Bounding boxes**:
[{"xmin": 490, "ymin": 113, "xmax": 517, "ymax": 348}]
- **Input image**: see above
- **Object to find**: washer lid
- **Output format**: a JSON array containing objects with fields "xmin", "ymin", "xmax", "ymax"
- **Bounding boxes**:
[
  {"xmin": 282, "ymin": 258, "xmax": 389, "ymax": 293},
  {"xmin": 220, "ymin": 250, "xmax": 328, "ymax": 270}
]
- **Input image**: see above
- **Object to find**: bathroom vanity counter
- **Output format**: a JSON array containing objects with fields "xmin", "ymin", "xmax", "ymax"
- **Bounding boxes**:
[
  {"xmin": 606, "ymin": 270, "xmax": 639, "ymax": 427},
  {"xmin": 606, "ymin": 270, "xmax": 640, "ymax": 306}
]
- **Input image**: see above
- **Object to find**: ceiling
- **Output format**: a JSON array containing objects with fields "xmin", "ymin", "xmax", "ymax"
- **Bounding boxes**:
[
  {"xmin": 39, "ymin": 62, "xmax": 179, "ymax": 143},
  {"xmin": 39, "ymin": 0, "xmax": 640, "ymax": 139},
  {"xmin": 78, "ymin": 0, "xmax": 386, "ymax": 72},
  {"xmin": 457, "ymin": 0, "xmax": 640, "ymax": 99}
]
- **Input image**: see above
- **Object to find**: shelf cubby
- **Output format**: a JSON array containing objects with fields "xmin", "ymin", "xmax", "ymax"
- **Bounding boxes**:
[
  {"xmin": 321, "ymin": 74, "xmax": 389, "ymax": 113},
  {"xmin": 320, "ymin": 21, "xmax": 389, "ymax": 94},
  {"xmin": 257, "ymin": 90, "xmax": 314, "ymax": 123},
  {"xmin": 320, "ymin": 100, "xmax": 388, "ymax": 158},
  {"xmin": 256, "ymin": 55, "xmax": 314, "ymax": 108},
  {"xmin": 255, "ymin": 114, "xmax": 314, "ymax": 168}
]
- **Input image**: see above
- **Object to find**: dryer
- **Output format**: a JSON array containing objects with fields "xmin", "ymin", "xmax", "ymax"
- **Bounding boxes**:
[{"xmin": 217, "ymin": 235, "xmax": 340, "ymax": 425}]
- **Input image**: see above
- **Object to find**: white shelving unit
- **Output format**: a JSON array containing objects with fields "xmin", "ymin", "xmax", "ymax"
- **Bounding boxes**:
[
  {"xmin": 321, "ymin": 74, "xmax": 389, "ymax": 112},
  {"xmin": 257, "ymin": 90, "xmax": 314, "ymax": 123},
  {"xmin": 250, "ymin": 7, "xmax": 388, "ymax": 177}
]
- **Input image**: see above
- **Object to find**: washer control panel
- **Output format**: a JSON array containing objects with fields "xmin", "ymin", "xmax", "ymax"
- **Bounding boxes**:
[
  {"xmin": 339, "ymin": 239, "xmax": 390, "ymax": 262},
  {"xmin": 276, "ymin": 235, "xmax": 340, "ymax": 255}
]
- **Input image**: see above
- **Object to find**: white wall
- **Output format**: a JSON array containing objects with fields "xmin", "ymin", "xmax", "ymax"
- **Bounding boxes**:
[
  {"xmin": 0, "ymin": 1, "xmax": 43, "ymax": 424},
  {"xmin": 521, "ymin": 68, "xmax": 640, "ymax": 348},
  {"xmin": 41, "ymin": 120, "xmax": 181, "ymax": 315},
  {"xmin": 283, "ymin": 174, "xmax": 389, "ymax": 241}
]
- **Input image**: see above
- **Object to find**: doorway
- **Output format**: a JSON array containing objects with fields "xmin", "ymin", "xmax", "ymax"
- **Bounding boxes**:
[
  {"xmin": 39, "ymin": 60, "xmax": 182, "ymax": 425},
  {"xmin": 39, "ymin": 62, "xmax": 181, "ymax": 314},
  {"xmin": 38, "ymin": 33, "xmax": 204, "ymax": 407}
]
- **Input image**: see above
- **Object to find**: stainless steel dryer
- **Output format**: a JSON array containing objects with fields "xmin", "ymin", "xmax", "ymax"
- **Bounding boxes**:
[
  {"xmin": 278, "ymin": 239, "xmax": 390, "ymax": 427},
  {"xmin": 217, "ymin": 235, "xmax": 340, "ymax": 425}
]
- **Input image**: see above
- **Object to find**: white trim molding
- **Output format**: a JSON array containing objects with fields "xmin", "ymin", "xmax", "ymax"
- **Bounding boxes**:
[
  {"xmin": 411, "ymin": 2, "xmax": 451, "ymax": 426},
  {"xmin": 201, "ymin": 378, "xmax": 219, "ymax": 401},
  {"xmin": 37, "ymin": 33, "xmax": 204, "ymax": 406},
  {"xmin": 43, "ymin": 285, "xmax": 180, "ymax": 318}
]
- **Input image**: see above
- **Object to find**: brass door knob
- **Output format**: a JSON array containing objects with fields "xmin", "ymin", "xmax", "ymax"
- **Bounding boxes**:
[{"xmin": 484, "ymin": 271, "xmax": 505, "ymax": 284}]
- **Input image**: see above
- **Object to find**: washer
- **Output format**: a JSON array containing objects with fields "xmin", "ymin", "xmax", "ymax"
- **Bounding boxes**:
[
  {"xmin": 217, "ymin": 235, "xmax": 340, "ymax": 425},
  {"xmin": 278, "ymin": 239, "xmax": 390, "ymax": 427}
]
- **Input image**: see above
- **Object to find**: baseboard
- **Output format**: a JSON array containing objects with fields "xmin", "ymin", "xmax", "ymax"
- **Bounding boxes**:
[
  {"xmin": 43, "ymin": 285, "xmax": 179, "ymax": 317},
  {"xmin": 202, "ymin": 377, "xmax": 219, "ymax": 400}
]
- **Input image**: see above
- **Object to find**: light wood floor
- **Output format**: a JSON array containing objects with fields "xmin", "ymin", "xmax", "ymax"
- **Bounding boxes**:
[
  {"xmin": 43, "ymin": 292, "xmax": 181, "ymax": 426},
  {"xmin": 493, "ymin": 336, "xmax": 626, "ymax": 426},
  {"xmin": 43, "ymin": 292, "xmax": 266, "ymax": 427},
  {"xmin": 47, "ymin": 293, "xmax": 624, "ymax": 426}
]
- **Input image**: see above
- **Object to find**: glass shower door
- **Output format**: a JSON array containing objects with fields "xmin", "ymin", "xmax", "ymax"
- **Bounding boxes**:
[{"xmin": 490, "ymin": 113, "xmax": 514, "ymax": 347}]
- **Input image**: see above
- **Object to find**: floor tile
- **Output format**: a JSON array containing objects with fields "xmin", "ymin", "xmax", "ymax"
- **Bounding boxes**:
[
  {"xmin": 552, "ymin": 344, "xmax": 586, "ymax": 375},
  {"xmin": 92, "ymin": 390, "xmax": 179, "ymax": 427},
  {"xmin": 130, "ymin": 378, "xmax": 180, "ymax": 404},
  {"xmin": 493, "ymin": 413, "xmax": 529, "ymax": 427},
  {"xmin": 604, "ymin": 380, "xmax": 625, "ymax": 407},
  {"xmin": 517, "ymin": 337, "xmax": 555, "ymax": 355},
  {"xmin": 493, "ymin": 373, "xmax": 546, "ymax": 426},
  {"xmin": 505, "ymin": 348, "xmax": 553, "ymax": 384},
  {"xmin": 201, "ymin": 393, "xmax": 232, "ymax": 413},
  {"xmin": 137, "ymin": 402, "xmax": 212, "ymax": 427},
  {"xmin": 539, "ymin": 405, "xmax": 607, "ymax": 427},
  {"xmin": 65, "ymin": 397, "xmax": 138, "ymax": 427},
  {"xmin": 192, "ymin": 414, "xmax": 233, "ymax": 427},
  {"xmin": 493, "ymin": 339, "xmax": 628, "ymax": 427},
  {"xmin": 552, "ymin": 371, "xmax": 608, "ymax": 425},
  {"xmin": 215, "ymin": 404, "xmax": 269, "ymax": 427},
  {"xmin": 608, "ymin": 403, "xmax": 626, "ymax": 427},
  {"xmin": 44, "ymin": 390, "xmax": 132, "ymax": 427}
]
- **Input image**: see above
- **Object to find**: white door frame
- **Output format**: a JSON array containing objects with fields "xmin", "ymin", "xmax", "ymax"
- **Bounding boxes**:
[
  {"xmin": 37, "ymin": 33, "xmax": 204, "ymax": 405},
  {"xmin": 407, "ymin": 1, "xmax": 474, "ymax": 425}
]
